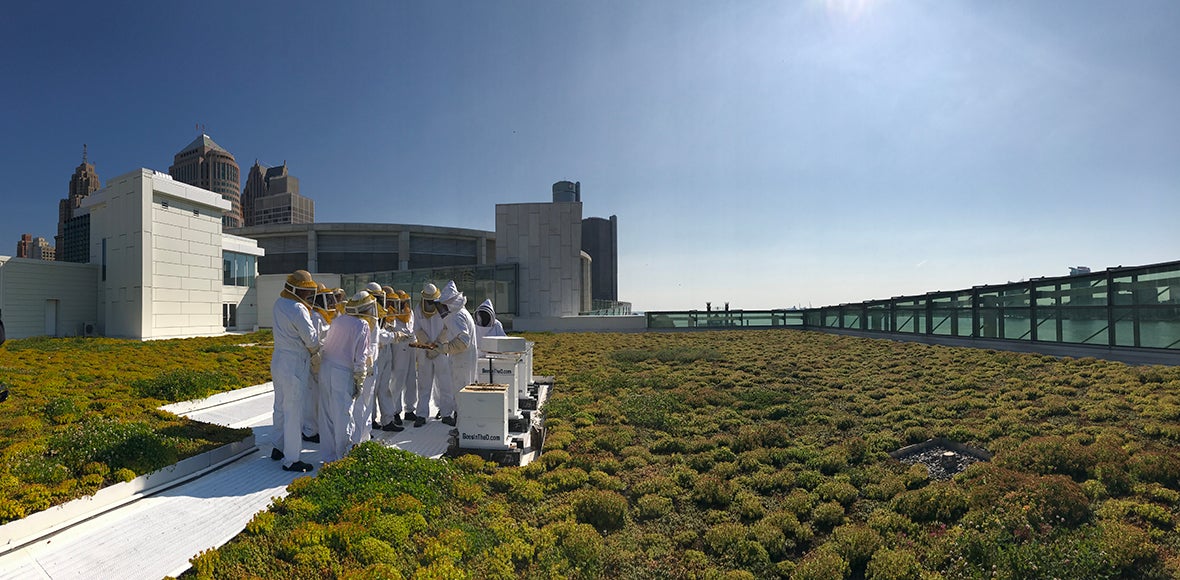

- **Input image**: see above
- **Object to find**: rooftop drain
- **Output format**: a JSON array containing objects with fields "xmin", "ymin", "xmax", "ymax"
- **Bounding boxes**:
[{"xmin": 889, "ymin": 437, "xmax": 992, "ymax": 480}]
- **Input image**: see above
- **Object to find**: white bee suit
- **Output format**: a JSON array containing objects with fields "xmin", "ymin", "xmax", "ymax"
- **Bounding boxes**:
[
  {"xmin": 377, "ymin": 312, "xmax": 415, "ymax": 423},
  {"xmin": 351, "ymin": 321, "xmax": 382, "ymax": 446},
  {"xmin": 303, "ymin": 310, "xmax": 330, "ymax": 439},
  {"xmin": 436, "ymin": 281, "xmax": 477, "ymax": 419},
  {"xmin": 373, "ymin": 325, "xmax": 396, "ymax": 425},
  {"xmin": 318, "ymin": 314, "xmax": 372, "ymax": 463},
  {"xmin": 411, "ymin": 303, "xmax": 448, "ymax": 419},
  {"xmin": 271, "ymin": 297, "xmax": 318, "ymax": 469}
]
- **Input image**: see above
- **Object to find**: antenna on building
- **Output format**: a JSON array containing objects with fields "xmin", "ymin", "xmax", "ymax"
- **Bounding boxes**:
[{"xmin": 82, "ymin": 143, "xmax": 88, "ymax": 164}]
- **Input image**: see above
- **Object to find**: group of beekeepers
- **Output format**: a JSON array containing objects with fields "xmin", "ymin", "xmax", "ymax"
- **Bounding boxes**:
[{"xmin": 269, "ymin": 269, "xmax": 506, "ymax": 472}]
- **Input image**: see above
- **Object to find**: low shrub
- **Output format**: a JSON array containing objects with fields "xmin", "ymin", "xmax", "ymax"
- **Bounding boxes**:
[
  {"xmin": 636, "ymin": 494, "xmax": 672, "ymax": 520},
  {"xmin": 540, "ymin": 467, "xmax": 589, "ymax": 492},
  {"xmin": 830, "ymin": 524, "xmax": 882, "ymax": 570},
  {"xmin": 572, "ymin": 489, "xmax": 628, "ymax": 532},
  {"xmin": 351, "ymin": 536, "xmax": 398, "ymax": 566},
  {"xmin": 792, "ymin": 547, "xmax": 850, "ymax": 580},
  {"xmin": 816, "ymin": 480, "xmax": 858, "ymax": 506},
  {"xmin": 692, "ymin": 475, "xmax": 736, "ymax": 508},
  {"xmin": 811, "ymin": 501, "xmax": 845, "ymax": 530},
  {"xmin": 865, "ymin": 547, "xmax": 922, "ymax": 580},
  {"xmin": 49, "ymin": 417, "xmax": 177, "ymax": 476},
  {"xmin": 131, "ymin": 369, "xmax": 231, "ymax": 402},
  {"xmin": 892, "ymin": 483, "xmax": 968, "ymax": 523}
]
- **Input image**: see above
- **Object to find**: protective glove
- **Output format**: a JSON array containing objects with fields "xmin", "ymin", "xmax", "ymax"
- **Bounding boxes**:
[
  {"xmin": 425, "ymin": 348, "xmax": 440, "ymax": 360},
  {"xmin": 394, "ymin": 331, "xmax": 412, "ymax": 343},
  {"xmin": 437, "ymin": 337, "xmax": 467, "ymax": 356},
  {"xmin": 309, "ymin": 351, "xmax": 322, "ymax": 375},
  {"xmin": 352, "ymin": 371, "xmax": 366, "ymax": 399}
]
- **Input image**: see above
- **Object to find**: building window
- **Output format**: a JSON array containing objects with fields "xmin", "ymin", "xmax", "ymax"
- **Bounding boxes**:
[
  {"xmin": 223, "ymin": 250, "xmax": 256, "ymax": 287},
  {"xmin": 101, "ymin": 238, "xmax": 107, "ymax": 281},
  {"xmin": 223, "ymin": 303, "xmax": 237, "ymax": 328}
]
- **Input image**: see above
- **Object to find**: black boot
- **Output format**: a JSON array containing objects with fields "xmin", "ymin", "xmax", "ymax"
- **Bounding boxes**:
[
  {"xmin": 382, "ymin": 421, "xmax": 405, "ymax": 432},
  {"xmin": 270, "ymin": 448, "xmax": 284, "ymax": 461},
  {"xmin": 283, "ymin": 461, "xmax": 314, "ymax": 472}
]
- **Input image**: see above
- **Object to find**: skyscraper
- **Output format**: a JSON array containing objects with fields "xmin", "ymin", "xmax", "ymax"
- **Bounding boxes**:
[
  {"xmin": 56, "ymin": 146, "xmax": 101, "ymax": 262},
  {"xmin": 582, "ymin": 215, "xmax": 618, "ymax": 302},
  {"xmin": 17, "ymin": 234, "xmax": 56, "ymax": 261},
  {"xmin": 168, "ymin": 134, "xmax": 243, "ymax": 228},
  {"xmin": 240, "ymin": 160, "xmax": 314, "ymax": 227}
]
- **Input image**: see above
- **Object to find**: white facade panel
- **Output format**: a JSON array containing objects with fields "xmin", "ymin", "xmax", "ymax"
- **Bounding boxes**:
[
  {"xmin": 496, "ymin": 201, "xmax": 582, "ymax": 318},
  {"xmin": 0, "ymin": 258, "xmax": 100, "ymax": 339},
  {"xmin": 154, "ymin": 275, "xmax": 183, "ymax": 290}
]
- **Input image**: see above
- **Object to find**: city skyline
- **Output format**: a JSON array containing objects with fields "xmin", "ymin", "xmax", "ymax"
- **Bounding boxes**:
[{"xmin": 2, "ymin": 2, "xmax": 1178, "ymax": 312}]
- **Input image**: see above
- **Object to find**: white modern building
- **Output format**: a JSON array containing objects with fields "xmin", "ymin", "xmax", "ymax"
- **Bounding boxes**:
[
  {"xmin": 0, "ymin": 174, "xmax": 630, "ymax": 339},
  {"xmin": 0, "ymin": 169, "xmax": 264, "ymax": 340}
]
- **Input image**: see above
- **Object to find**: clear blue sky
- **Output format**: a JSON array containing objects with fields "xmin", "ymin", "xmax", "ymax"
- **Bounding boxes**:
[{"xmin": 2, "ymin": 1, "xmax": 1177, "ymax": 312}]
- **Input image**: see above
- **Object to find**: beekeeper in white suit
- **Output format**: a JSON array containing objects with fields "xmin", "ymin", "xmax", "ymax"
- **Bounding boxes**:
[
  {"xmin": 377, "ymin": 288, "xmax": 415, "ymax": 431},
  {"xmin": 350, "ymin": 287, "xmax": 385, "ymax": 447},
  {"xmin": 473, "ymin": 298, "xmax": 507, "ymax": 357},
  {"xmin": 408, "ymin": 283, "xmax": 446, "ymax": 428},
  {"xmin": 434, "ymin": 280, "xmax": 477, "ymax": 426},
  {"xmin": 271, "ymin": 270, "xmax": 320, "ymax": 473},
  {"xmin": 318, "ymin": 291, "xmax": 376, "ymax": 463}
]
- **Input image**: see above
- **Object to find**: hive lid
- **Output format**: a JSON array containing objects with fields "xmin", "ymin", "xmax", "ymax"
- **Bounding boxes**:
[{"xmin": 482, "ymin": 336, "xmax": 526, "ymax": 352}]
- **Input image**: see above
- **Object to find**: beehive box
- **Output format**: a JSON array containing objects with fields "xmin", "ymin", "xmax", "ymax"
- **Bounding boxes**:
[
  {"xmin": 457, "ymin": 384, "xmax": 510, "ymax": 449},
  {"xmin": 477, "ymin": 355, "xmax": 526, "ymax": 417}
]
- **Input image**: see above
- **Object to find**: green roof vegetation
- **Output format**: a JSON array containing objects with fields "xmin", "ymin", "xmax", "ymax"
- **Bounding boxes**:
[
  {"xmin": 3, "ymin": 329, "xmax": 1178, "ymax": 577},
  {"xmin": 186, "ymin": 329, "xmax": 1180, "ymax": 578},
  {"xmin": 0, "ymin": 332, "xmax": 273, "ymax": 523}
]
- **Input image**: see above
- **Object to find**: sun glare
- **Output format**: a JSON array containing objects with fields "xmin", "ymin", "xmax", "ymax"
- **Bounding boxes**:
[{"xmin": 823, "ymin": 0, "xmax": 879, "ymax": 22}]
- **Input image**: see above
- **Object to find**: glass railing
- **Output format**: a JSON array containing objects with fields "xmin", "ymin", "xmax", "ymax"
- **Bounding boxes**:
[
  {"xmin": 796, "ymin": 260, "xmax": 1180, "ymax": 350},
  {"xmin": 641, "ymin": 261, "xmax": 1179, "ymax": 350},
  {"xmin": 647, "ymin": 310, "xmax": 805, "ymax": 329}
]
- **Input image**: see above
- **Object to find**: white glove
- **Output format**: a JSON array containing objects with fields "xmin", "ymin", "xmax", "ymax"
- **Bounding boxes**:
[
  {"xmin": 309, "ymin": 351, "xmax": 322, "ymax": 375},
  {"xmin": 352, "ymin": 371, "xmax": 366, "ymax": 398},
  {"xmin": 395, "ymin": 331, "xmax": 413, "ymax": 343}
]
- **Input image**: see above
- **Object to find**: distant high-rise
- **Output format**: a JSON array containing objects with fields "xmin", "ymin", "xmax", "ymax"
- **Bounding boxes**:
[
  {"xmin": 16, "ymin": 234, "xmax": 32, "ymax": 258},
  {"xmin": 56, "ymin": 145, "xmax": 101, "ymax": 262},
  {"xmin": 582, "ymin": 215, "xmax": 618, "ymax": 302},
  {"xmin": 17, "ymin": 234, "xmax": 56, "ymax": 261},
  {"xmin": 240, "ymin": 160, "xmax": 314, "ymax": 227},
  {"xmin": 169, "ymin": 134, "xmax": 243, "ymax": 228}
]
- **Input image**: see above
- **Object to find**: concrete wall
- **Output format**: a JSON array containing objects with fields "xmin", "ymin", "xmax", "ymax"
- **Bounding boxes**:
[
  {"xmin": 0, "ymin": 257, "xmax": 99, "ymax": 339},
  {"xmin": 255, "ymin": 272, "xmax": 342, "ymax": 329},
  {"xmin": 495, "ymin": 201, "xmax": 583, "ymax": 318}
]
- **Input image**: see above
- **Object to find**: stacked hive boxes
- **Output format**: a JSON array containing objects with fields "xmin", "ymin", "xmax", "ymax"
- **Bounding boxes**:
[{"xmin": 456, "ymin": 384, "xmax": 510, "ymax": 449}]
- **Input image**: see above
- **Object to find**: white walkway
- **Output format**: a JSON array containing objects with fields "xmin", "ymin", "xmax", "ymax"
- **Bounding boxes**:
[{"xmin": 0, "ymin": 384, "xmax": 447, "ymax": 580}]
